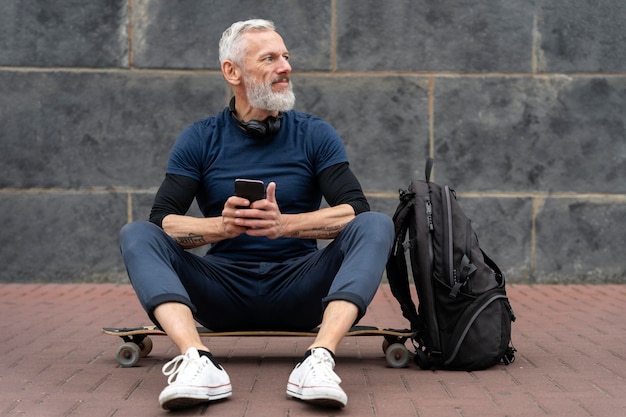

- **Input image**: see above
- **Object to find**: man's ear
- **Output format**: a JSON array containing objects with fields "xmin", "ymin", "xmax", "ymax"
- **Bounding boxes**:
[{"xmin": 222, "ymin": 61, "xmax": 242, "ymax": 86}]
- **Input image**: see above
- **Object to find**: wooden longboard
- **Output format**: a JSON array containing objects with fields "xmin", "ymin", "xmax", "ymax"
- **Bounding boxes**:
[
  {"xmin": 102, "ymin": 325, "xmax": 415, "ymax": 368},
  {"xmin": 102, "ymin": 324, "xmax": 412, "ymax": 338}
]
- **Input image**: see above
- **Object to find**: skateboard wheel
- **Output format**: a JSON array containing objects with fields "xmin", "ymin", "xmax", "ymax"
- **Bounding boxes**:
[
  {"xmin": 117, "ymin": 342, "xmax": 141, "ymax": 367},
  {"xmin": 138, "ymin": 336, "xmax": 153, "ymax": 358},
  {"xmin": 382, "ymin": 339, "xmax": 391, "ymax": 355},
  {"xmin": 385, "ymin": 343, "xmax": 410, "ymax": 368}
]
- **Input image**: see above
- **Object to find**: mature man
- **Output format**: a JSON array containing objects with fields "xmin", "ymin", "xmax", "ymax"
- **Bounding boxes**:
[{"xmin": 120, "ymin": 19, "xmax": 394, "ymax": 411}]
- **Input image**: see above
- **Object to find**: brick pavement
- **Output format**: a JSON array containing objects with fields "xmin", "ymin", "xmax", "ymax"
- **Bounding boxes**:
[{"xmin": 1, "ymin": 283, "xmax": 625, "ymax": 417}]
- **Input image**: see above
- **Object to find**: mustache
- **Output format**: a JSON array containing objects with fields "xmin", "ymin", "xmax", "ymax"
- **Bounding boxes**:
[{"xmin": 272, "ymin": 75, "xmax": 290, "ymax": 84}]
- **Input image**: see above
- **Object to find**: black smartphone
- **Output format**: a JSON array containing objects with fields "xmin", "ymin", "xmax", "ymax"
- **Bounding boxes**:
[{"xmin": 234, "ymin": 179, "xmax": 265, "ymax": 206}]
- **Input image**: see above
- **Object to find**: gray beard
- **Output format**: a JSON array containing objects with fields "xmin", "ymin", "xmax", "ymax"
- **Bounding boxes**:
[{"xmin": 245, "ymin": 78, "xmax": 296, "ymax": 112}]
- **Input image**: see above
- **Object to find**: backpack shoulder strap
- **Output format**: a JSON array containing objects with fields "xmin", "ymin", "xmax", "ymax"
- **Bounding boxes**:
[{"xmin": 386, "ymin": 187, "xmax": 420, "ymax": 329}]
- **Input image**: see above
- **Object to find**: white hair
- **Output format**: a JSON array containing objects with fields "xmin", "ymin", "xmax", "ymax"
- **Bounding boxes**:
[{"xmin": 219, "ymin": 19, "xmax": 276, "ymax": 66}]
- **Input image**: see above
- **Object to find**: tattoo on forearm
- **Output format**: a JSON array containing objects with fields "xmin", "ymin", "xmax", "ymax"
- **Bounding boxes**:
[
  {"xmin": 289, "ymin": 223, "xmax": 347, "ymax": 239},
  {"xmin": 175, "ymin": 233, "xmax": 206, "ymax": 246}
]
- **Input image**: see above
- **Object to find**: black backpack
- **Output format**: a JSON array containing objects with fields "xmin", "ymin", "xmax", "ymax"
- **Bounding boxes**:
[{"xmin": 387, "ymin": 158, "xmax": 516, "ymax": 370}]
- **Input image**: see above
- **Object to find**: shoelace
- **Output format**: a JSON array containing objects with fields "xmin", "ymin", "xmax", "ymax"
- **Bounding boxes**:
[
  {"xmin": 306, "ymin": 354, "xmax": 341, "ymax": 384},
  {"xmin": 162, "ymin": 354, "xmax": 204, "ymax": 385}
]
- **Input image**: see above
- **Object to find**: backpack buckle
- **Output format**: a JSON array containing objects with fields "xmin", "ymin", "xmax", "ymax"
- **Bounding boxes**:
[
  {"xmin": 402, "ymin": 238, "xmax": 416, "ymax": 252},
  {"xmin": 399, "ymin": 188, "xmax": 415, "ymax": 202}
]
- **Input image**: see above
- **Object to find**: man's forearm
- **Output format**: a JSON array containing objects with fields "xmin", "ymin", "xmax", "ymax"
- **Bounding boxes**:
[
  {"xmin": 280, "ymin": 204, "xmax": 356, "ymax": 240},
  {"xmin": 161, "ymin": 214, "xmax": 227, "ymax": 248}
]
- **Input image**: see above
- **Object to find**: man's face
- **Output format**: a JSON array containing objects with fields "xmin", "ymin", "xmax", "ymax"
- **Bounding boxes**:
[{"xmin": 241, "ymin": 30, "xmax": 295, "ymax": 112}]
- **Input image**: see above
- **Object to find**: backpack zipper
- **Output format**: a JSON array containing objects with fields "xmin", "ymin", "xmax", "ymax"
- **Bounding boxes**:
[
  {"xmin": 423, "ymin": 194, "xmax": 441, "ymax": 354},
  {"xmin": 425, "ymin": 198, "xmax": 434, "ymax": 231},
  {"xmin": 443, "ymin": 186, "xmax": 454, "ymax": 288},
  {"xmin": 425, "ymin": 197, "xmax": 435, "ymax": 280}
]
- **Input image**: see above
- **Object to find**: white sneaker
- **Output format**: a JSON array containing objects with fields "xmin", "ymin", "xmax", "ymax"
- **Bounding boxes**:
[
  {"xmin": 286, "ymin": 348, "xmax": 348, "ymax": 408},
  {"xmin": 158, "ymin": 347, "xmax": 232, "ymax": 410}
]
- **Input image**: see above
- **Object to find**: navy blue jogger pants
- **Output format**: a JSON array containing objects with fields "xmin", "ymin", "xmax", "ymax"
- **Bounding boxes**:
[{"xmin": 119, "ymin": 212, "xmax": 394, "ymax": 331}]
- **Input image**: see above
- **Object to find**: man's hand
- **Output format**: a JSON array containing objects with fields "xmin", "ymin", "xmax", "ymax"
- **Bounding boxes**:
[{"xmin": 223, "ymin": 182, "xmax": 283, "ymax": 239}]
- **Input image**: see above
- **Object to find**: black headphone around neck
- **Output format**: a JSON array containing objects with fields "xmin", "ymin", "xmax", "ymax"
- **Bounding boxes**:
[{"xmin": 229, "ymin": 96, "xmax": 283, "ymax": 139}]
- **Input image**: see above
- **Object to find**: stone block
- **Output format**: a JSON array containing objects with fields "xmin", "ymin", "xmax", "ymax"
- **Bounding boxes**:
[
  {"xmin": 132, "ymin": 0, "xmax": 331, "ymax": 70},
  {"xmin": 336, "ymin": 0, "xmax": 535, "ymax": 72},
  {"xmin": 0, "ymin": 0, "xmax": 129, "ymax": 67},
  {"xmin": 433, "ymin": 76, "xmax": 626, "ymax": 193},
  {"xmin": 0, "ymin": 192, "xmax": 128, "ymax": 282},
  {"xmin": 0, "ymin": 70, "xmax": 227, "ymax": 189},
  {"xmin": 534, "ymin": 198, "xmax": 626, "ymax": 283},
  {"xmin": 294, "ymin": 75, "xmax": 430, "ymax": 191},
  {"xmin": 129, "ymin": 192, "xmax": 155, "ymax": 223},
  {"xmin": 537, "ymin": 0, "xmax": 626, "ymax": 72}
]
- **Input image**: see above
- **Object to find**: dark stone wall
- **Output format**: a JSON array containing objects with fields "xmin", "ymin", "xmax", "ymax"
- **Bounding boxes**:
[{"xmin": 1, "ymin": 0, "xmax": 624, "ymax": 283}]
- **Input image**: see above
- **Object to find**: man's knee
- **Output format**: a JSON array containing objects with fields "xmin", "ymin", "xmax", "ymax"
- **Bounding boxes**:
[
  {"xmin": 121, "ymin": 221, "xmax": 160, "ymax": 241},
  {"xmin": 120, "ymin": 221, "xmax": 168, "ymax": 256},
  {"xmin": 350, "ymin": 212, "xmax": 394, "ymax": 246}
]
